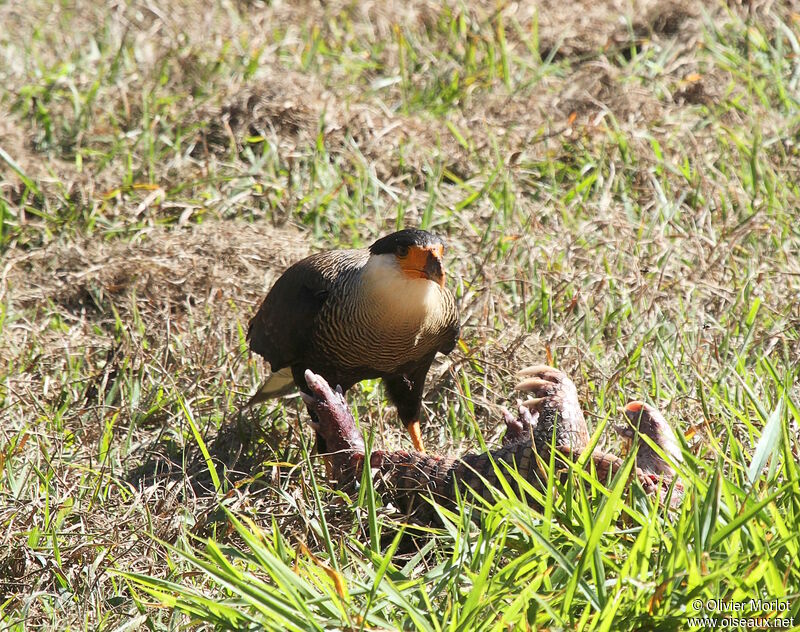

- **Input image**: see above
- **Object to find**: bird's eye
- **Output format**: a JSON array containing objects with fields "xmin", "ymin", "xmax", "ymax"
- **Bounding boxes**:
[{"xmin": 396, "ymin": 245, "xmax": 409, "ymax": 257}]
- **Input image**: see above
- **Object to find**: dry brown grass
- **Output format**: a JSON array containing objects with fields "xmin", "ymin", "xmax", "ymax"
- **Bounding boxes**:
[{"xmin": 1, "ymin": 0, "xmax": 799, "ymax": 628}]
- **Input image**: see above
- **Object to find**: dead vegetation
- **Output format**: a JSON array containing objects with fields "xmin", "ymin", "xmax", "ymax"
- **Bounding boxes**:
[{"xmin": 1, "ymin": 0, "xmax": 799, "ymax": 628}]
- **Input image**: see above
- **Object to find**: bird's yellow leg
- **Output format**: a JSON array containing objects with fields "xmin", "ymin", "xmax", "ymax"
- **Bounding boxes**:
[{"xmin": 406, "ymin": 419, "xmax": 426, "ymax": 453}]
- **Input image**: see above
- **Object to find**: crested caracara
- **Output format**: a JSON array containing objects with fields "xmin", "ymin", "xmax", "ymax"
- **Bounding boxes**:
[{"xmin": 247, "ymin": 228, "xmax": 460, "ymax": 453}]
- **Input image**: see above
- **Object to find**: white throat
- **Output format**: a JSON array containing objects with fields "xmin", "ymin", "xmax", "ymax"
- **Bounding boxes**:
[{"xmin": 361, "ymin": 253, "xmax": 443, "ymax": 331}]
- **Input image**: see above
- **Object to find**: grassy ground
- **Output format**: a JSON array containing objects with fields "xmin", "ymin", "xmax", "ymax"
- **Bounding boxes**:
[{"xmin": 1, "ymin": 0, "xmax": 799, "ymax": 629}]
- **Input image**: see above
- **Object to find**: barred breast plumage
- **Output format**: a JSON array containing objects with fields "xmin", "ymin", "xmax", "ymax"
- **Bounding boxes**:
[{"xmin": 247, "ymin": 229, "xmax": 460, "ymax": 453}]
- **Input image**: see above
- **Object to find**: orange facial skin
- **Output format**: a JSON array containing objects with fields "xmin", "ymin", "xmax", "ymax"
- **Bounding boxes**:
[{"xmin": 399, "ymin": 244, "xmax": 445, "ymax": 287}]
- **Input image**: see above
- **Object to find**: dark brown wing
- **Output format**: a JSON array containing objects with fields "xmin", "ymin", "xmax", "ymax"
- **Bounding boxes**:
[{"xmin": 247, "ymin": 250, "xmax": 366, "ymax": 372}]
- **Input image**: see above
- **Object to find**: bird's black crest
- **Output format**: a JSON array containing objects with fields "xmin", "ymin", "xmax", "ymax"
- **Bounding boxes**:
[{"xmin": 369, "ymin": 229, "xmax": 444, "ymax": 255}]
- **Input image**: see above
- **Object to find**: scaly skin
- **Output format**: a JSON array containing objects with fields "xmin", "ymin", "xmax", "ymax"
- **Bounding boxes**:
[
  {"xmin": 501, "ymin": 364, "xmax": 591, "ymax": 451},
  {"xmin": 303, "ymin": 367, "xmax": 683, "ymax": 524}
]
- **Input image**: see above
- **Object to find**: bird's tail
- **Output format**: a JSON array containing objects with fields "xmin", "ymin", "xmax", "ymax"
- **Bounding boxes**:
[{"xmin": 246, "ymin": 367, "xmax": 297, "ymax": 406}]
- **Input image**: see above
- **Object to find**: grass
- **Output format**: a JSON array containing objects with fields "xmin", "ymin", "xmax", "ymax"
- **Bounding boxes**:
[{"xmin": 1, "ymin": 0, "xmax": 799, "ymax": 629}]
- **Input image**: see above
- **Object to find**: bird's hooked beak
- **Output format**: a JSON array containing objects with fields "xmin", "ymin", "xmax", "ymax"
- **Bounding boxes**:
[{"xmin": 399, "ymin": 244, "xmax": 446, "ymax": 287}]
